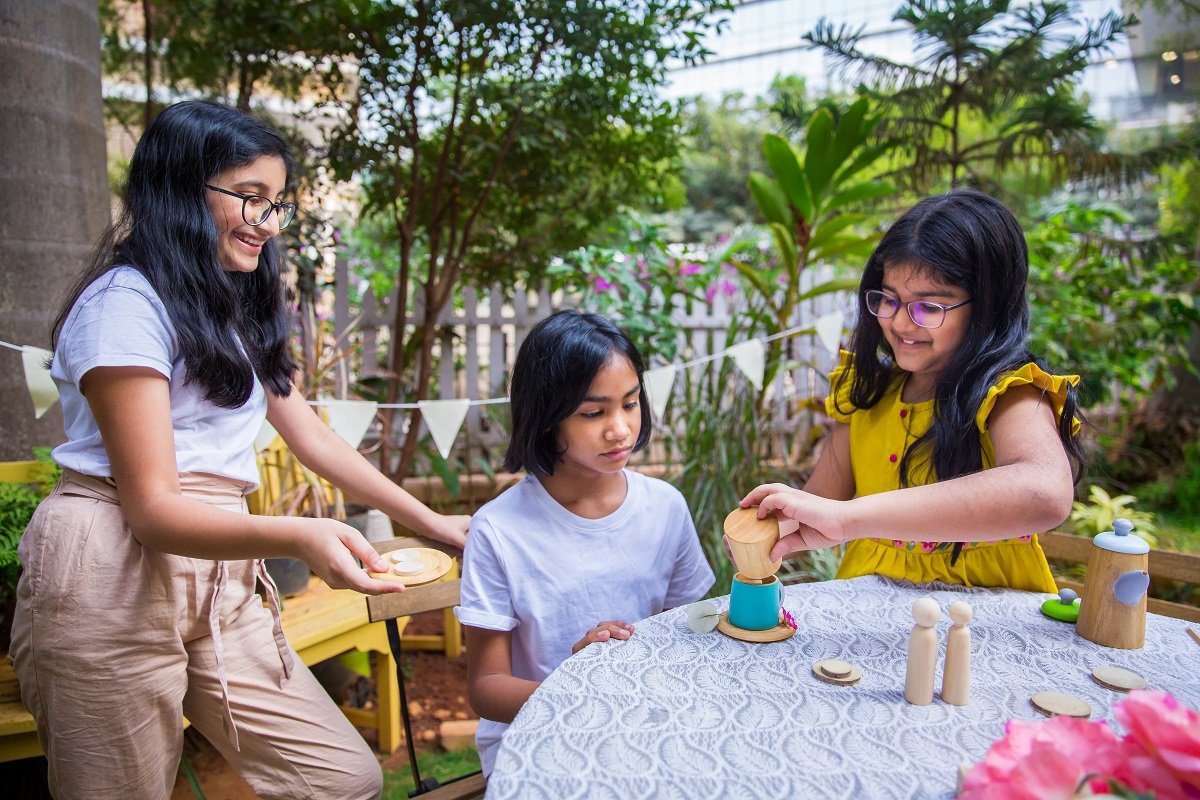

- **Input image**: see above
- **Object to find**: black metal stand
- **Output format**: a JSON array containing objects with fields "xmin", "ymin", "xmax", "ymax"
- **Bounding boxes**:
[{"xmin": 386, "ymin": 617, "xmax": 485, "ymax": 798}]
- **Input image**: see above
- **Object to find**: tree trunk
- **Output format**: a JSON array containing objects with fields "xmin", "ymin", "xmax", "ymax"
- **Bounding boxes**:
[{"xmin": 0, "ymin": 0, "xmax": 110, "ymax": 461}]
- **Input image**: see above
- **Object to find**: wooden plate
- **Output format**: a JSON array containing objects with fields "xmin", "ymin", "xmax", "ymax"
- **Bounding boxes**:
[
  {"xmin": 1091, "ymin": 665, "xmax": 1148, "ymax": 692},
  {"xmin": 716, "ymin": 612, "xmax": 795, "ymax": 643},
  {"xmin": 1030, "ymin": 691, "xmax": 1091, "ymax": 719},
  {"xmin": 812, "ymin": 659, "xmax": 862, "ymax": 686},
  {"xmin": 367, "ymin": 548, "xmax": 453, "ymax": 586}
]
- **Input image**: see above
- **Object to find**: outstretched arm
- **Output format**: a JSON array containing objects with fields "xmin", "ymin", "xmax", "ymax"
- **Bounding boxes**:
[
  {"xmin": 464, "ymin": 626, "xmax": 540, "ymax": 724},
  {"xmin": 85, "ymin": 366, "xmax": 402, "ymax": 594},
  {"xmin": 744, "ymin": 385, "xmax": 1074, "ymax": 560},
  {"xmin": 268, "ymin": 387, "xmax": 470, "ymax": 549}
]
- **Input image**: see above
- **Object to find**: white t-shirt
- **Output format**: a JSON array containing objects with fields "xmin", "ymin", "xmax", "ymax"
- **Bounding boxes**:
[
  {"xmin": 51, "ymin": 267, "xmax": 266, "ymax": 488},
  {"xmin": 455, "ymin": 470, "xmax": 715, "ymax": 774}
]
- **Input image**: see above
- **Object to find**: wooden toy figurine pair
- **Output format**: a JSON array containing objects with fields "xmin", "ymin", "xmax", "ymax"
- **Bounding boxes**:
[{"xmin": 905, "ymin": 597, "xmax": 972, "ymax": 706}]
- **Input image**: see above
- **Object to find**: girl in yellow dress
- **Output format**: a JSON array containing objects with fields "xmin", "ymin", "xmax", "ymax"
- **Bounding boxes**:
[{"xmin": 741, "ymin": 189, "xmax": 1083, "ymax": 593}]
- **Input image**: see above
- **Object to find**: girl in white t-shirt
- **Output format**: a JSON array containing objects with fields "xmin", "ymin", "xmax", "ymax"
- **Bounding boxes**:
[
  {"xmin": 10, "ymin": 101, "xmax": 468, "ymax": 800},
  {"xmin": 456, "ymin": 310, "xmax": 715, "ymax": 775}
]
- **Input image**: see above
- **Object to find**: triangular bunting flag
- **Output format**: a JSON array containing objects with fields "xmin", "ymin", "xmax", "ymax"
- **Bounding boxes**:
[
  {"xmin": 253, "ymin": 418, "xmax": 279, "ymax": 452},
  {"xmin": 726, "ymin": 339, "xmax": 764, "ymax": 390},
  {"xmin": 814, "ymin": 311, "xmax": 844, "ymax": 356},
  {"xmin": 321, "ymin": 398, "xmax": 379, "ymax": 449},
  {"xmin": 418, "ymin": 399, "xmax": 471, "ymax": 460},
  {"xmin": 21, "ymin": 346, "xmax": 57, "ymax": 419},
  {"xmin": 643, "ymin": 365, "xmax": 677, "ymax": 421}
]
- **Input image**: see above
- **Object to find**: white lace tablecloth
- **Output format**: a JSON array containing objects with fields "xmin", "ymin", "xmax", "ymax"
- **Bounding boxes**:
[{"xmin": 486, "ymin": 575, "xmax": 1200, "ymax": 799}]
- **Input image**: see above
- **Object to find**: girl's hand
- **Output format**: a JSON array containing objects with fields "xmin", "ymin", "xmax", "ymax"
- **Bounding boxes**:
[
  {"xmin": 298, "ymin": 519, "xmax": 407, "ymax": 595},
  {"xmin": 740, "ymin": 483, "xmax": 849, "ymax": 559},
  {"xmin": 572, "ymin": 620, "xmax": 634, "ymax": 654},
  {"xmin": 424, "ymin": 513, "xmax": 471, "ymax": 551}
]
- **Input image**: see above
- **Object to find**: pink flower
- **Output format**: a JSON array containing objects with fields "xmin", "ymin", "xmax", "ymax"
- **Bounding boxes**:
[
  {"xmin": 960, "ymin": 717, "xmax": 1125, "ymax": 800},
  {"xmin": 705, "ymin": 284, "xmax": 718, "ymax": 304},
  {"xmin": 679, "ymin": 262, "xmax": 702, "ymax": 276},
  {"xmin": 961, "ymin": 692, "xmax": 1200, "ymax": 800},
  {"xmin": 719, "ymin": 278, "xmax": 737, "ymax": 297},
  {"xmin": 1112, "ymin": 690, "xmax": 1200, "ymax": 797},
  {"xmin": 592, "ymin": 276, "xmax": 614, "ymax": 293},
  {"xmin": 781, "ymin": 608, "xmax": 797, "ymax": 630}
]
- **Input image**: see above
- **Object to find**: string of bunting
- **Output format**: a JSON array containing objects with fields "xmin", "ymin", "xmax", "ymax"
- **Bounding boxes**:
[{"xmin": 0, "ymin": 310, "xmax": 843, "ymax": 460}]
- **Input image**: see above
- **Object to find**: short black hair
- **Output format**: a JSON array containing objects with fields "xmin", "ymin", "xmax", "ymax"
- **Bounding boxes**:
[{"xmin": 504, "ymin": 309, "xmax": 652, "ymax": 476}]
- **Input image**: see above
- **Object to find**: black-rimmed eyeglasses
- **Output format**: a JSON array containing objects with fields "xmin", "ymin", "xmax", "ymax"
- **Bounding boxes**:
[
  {"xmin": 205, "ymin": 184, "xmax": 297, "ymax": 229},
  {"xmin": 864, "ymin": 289, "xmax": 971, "ymax": 330}
]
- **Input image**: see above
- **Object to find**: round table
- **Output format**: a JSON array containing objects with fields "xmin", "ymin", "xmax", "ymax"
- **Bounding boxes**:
[{"xmin": 486, "ymin": 575, "xmax": 1200, "ymax": 799}]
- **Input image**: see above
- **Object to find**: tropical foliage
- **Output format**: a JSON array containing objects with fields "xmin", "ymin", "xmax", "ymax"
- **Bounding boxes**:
[
  {"xmin": 805, "ymin": 0, "xmax": 1131, "ymax": 194},
  {"xmin": 321, "ymin": 0, "xmax": 733, "ymax": 480}
]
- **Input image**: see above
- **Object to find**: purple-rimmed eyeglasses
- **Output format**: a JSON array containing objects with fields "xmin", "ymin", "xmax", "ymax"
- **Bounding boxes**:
[{"xmin": 864, "ymin": 289, "xmax": 971, "ymax": 329}]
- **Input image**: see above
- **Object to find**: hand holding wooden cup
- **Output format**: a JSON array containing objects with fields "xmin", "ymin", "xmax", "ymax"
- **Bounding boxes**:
[{"xmin": 724, "ymin": 507, "xmax": 781, "ymax": 581}]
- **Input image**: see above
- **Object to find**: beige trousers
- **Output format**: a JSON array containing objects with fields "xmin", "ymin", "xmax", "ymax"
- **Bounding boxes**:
[{"xmin": 10, "ymin": 470, "xmax": 382, "ymax": 800}]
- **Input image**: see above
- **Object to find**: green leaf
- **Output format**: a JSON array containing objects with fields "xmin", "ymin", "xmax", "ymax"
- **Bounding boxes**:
[
  {"xmin": 747, "ymin": 172, "xmax": 790, "ymax": 227},
  {"xmin": 831, "ymin": 141, "xmax": 893, "ymax": 186},
  {"xmin": 811, "ymin": 234, "xmax": 879, "ymax": 262},
  {"xmin": 830, "ymin": 97, "xmax": 869, "ymax": 171},
  {"xmin": 730, "ymin": 257, "xmax": 773, "ymax": 299},
  {"xmin": 762, "ymin": 134, "xmax": 812, "ymax": 220},
  {"xmin": 824, "ymin": 180, "xmax": 894, "ymax": 215},
  {"xmin": 769, "ymin": 221, "xmax": 798, "ymax": 272},
  {"xmin": 430, "ymin": 456, "xmax": 461, "ymax": 499},
  {"xmin": 796, "ymin": 276, "xmax": 862, "ymax": 302},
  {"xmin": 807, "ymin": 213, "xmax": 865, "ymax": 254},
  {"xmin": 804, "ymin": 108, "xmax": 836, "ymax": 206}
]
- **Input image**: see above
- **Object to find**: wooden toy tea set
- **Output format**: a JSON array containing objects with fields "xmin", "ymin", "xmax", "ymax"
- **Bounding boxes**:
[
  {"xmin": 367, "ymin": 547, "xmax": 454, "ymax": 586},
  {"xmin": 718, "ymin": 507, "xmax": 795, "ymax": 643}
]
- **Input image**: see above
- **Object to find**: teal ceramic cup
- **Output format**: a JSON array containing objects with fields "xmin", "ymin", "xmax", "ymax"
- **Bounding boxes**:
[{"xmin": 728, "ymin": 573, "xmax": 784, "ymax": 631}]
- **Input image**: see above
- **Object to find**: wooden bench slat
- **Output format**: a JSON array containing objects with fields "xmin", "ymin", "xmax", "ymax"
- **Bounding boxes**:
[{"xmin": 1041, "ymin": 531, "xmax": 1200, "ymax": 585}]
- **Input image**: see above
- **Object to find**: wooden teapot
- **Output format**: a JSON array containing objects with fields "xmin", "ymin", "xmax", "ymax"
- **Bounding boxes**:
[{"xmin": 1075, "ymin": 518, "xmax": 1150, "ymax": 650}]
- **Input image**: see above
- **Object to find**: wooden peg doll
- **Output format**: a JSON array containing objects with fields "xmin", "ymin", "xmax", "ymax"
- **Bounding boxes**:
[
  {"xmin": 905, "ymin": 597, "xmax": 940, "ymax": 705},
  {"xmin": 941, "ymin": 601, "xmax": 972, "ymax": 706}
]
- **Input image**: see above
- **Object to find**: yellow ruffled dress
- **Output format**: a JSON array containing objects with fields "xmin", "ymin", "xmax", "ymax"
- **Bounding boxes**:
[{"xmin": 827, "ymin": 351, "xmax": 1080, "ymax": 593}]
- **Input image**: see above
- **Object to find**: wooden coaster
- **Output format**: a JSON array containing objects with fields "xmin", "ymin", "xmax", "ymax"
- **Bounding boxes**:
[
  {"xmin": 1031, "ymin": 691, "xmax": 1092, "ymax": 719},
  {"xmin": 1091, "ymin": 665, "xmax": 1148, "ymax": 692},
  {"xmin": 812, "ymin": 659, "xmax": 861, "ymax": 686},
  {"xmin": 367, "ymin": 547, "xmax": 453, "ymax": 586},
  {"xmin": 716, "ymin": 612, "xmax": 795, "ymax": 643}
]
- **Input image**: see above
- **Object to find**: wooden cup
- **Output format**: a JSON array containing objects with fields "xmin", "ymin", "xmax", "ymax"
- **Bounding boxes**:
[{"xmin": 723, "ymin": 507, "xmax": 781, "ymax": 581}]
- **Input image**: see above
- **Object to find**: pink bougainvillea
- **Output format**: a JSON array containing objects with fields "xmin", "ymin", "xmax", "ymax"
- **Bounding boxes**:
[{"xmin": 960, "ymin": 690, "xmax": 1200, "ymax": 800}]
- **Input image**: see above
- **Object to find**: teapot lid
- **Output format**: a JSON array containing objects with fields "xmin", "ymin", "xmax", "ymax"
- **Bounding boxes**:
[{"xmin": 1093, "ymin": 518, "xmax": 1149, "ymax": 555}]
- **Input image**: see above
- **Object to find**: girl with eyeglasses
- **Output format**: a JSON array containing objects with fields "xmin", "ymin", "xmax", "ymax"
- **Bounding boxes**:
[
  {"xmin": 741, "ymin": 189, "xmax": 1083, "ymax": 593},
  {"xmin": 10, "ymin": 101, "xmax": 469, "ymax": 800}
]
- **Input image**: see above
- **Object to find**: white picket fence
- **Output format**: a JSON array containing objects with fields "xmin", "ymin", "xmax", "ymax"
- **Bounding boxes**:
[{"xmin": 328, "ymin": 256, "xmax": 853, "ymax": 471}]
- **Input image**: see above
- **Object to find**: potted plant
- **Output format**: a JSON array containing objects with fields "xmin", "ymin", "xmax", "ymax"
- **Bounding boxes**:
[{"xmin": 0, "ymin": 450, "xmax": 60, "ymax": 651}]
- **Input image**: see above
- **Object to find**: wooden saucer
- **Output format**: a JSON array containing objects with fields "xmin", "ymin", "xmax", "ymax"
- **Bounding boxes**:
[
  {"xmin": 1031, "ymin": 691, "xmax": 1091, "ymax": 719},
  {"xmin": 1091, "ymin": 665, "xmax": 1148, "ymax": 692},
  {"xmin": 367, "ymin": 548, "xmax": 453, "ymax": 586},
  {"xmin": 716, "ymin": 612, "xmax": 795, "ymax": 643},
  {"xmin": 812, "ymin": 659, "xmax": 862, "ymax": 686}
]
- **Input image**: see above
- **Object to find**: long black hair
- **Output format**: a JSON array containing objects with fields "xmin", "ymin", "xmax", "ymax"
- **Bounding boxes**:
[
  {"xmin": 504, "ymin": 309, "xmax": 652, "ymax": 476},
  {"xmin": 52, "ymin": 100, "xmax": 296, "ymax": 407},
  {"xmin": 836, "ymin": 189, "xmax": 1084, "ymax": 554}
]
